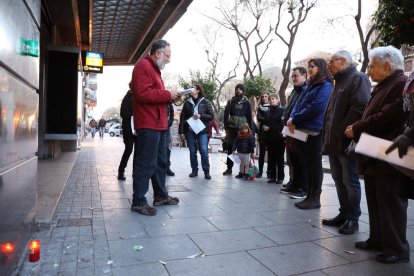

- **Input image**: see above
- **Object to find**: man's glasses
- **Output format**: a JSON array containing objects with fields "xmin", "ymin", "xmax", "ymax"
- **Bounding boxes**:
[
  {"xmin": 367, "ymin": 64, "xmax": 374, "ymax": 71},
  {"xmin": 329, "ymin": 58, "xmax": 342, "ymax": 64}
]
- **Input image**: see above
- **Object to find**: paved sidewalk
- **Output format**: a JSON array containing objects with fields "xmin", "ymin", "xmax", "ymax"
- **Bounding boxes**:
[{"xmin": 19, "ymin": 136, "xmax": 414, "ymax": 275}]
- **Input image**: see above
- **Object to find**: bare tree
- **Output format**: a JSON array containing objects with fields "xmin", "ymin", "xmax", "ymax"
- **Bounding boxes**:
[
  {"xmin": 206, "ymin": 0, "xmax": 275, "ymax": 79},
  {"xmin": 274, "ymin": 0, "xmax": 317, "ymax": 106},
  {"xmin": 354, "ymin": 0, "xmax": 377, "ymax": 73}
]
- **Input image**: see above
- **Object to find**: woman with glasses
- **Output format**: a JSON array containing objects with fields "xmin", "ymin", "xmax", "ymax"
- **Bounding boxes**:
[
  {"xmin": 256, "ymin": 92, "xmax": 270, "ymax": 178},
  {"xmin": 287, "ymin": 58, "xmax": 333, "ymax": 209},
  {"xmin": 179, "ymin": 83, "xmax": 214, "ymax": 179}
]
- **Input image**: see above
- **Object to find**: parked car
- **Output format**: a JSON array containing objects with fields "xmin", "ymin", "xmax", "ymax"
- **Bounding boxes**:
[{"xmin": 108, "ymin": 124, "xmax": 122, "ymax": 137}]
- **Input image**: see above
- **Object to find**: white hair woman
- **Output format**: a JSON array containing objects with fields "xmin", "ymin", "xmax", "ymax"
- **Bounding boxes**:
[{"xmin": 345, "ymin": 46, "xmax": 410, "ymax": 264}]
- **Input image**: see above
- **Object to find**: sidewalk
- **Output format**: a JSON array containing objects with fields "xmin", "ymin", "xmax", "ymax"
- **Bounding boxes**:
[{"xmin": 19, "ymin": 136, "xmax": 414, "ymax": 275}]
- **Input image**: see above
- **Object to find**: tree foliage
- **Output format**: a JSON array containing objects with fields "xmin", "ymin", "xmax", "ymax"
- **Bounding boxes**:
[
  {"xmin": 178, "ymin": 71, "xmax": 217, "ymax": 108},
  {"xmin": 243, "ymin": 75, "xmax": 275, "ymax": 99},
  {"xmin": 374, "ymin": 0, "xmax": 414, "ymax": 47}
]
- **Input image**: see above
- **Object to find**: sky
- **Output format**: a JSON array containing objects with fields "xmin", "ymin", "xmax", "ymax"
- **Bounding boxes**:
[{"xmin": 92, "ymin": 0, "xmax": 377, "ymax": 118}]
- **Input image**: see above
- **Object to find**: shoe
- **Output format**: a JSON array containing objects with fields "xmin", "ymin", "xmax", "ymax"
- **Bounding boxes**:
[
  {"xmin": 267, "ymin": 178, "xmax": 276, "ymax": 183},
  {"xmin": 189, "ymin": 172, "xmax": 198, "ymax": 177},
  {"xmin": 256, "ymin": 171, "xmax": 263, "ymax": 178},
  {"xmin": 322, "ymin": 214, "xmax": 347, "ymax": 226},
  {"xmin": 235, "ymin": 173, "xmax": 244, "ymax": 179},
  {"xmin": 289, "ymin": 189, "xmax": 307, "ymax": 199},
  {"xmin": 223, "ymin": 169, "xmax": 232, "ymax": 175},
  {"xmin": 166, "ymin": 168, "xmax": 175, "ymax": 176},
  {"xmin": 131, "ymin": 204, "xmax": 157, "ymax": 216},
  {"xmin": 294, "ymin": 198, "xmax": 308, "ymax": 207},
  {"xmin": 282, "ymin": 180, "xmax": 292, "ymax": 188},
  {"xmin": 376, "ymin": 253, "xmax": 409, "ymax": 264},
  {"xmin": 153, "ymin": 196, "xmax": 179, "ymax": 206},
  {"xmin": 355, "ymin": 240, "xmax": 382, "ymax": 251},
  {"xmin": 243, "ymin": 174, "xmax": 249, "ymax": 180},
  {"xmin": 275, "ymin": 179, "xmax": 284, "ymax": 184},
  {"xmin": 339, "ymin": 219, "xmax": 359, "ymax": 234},
  {"xmin": 117, "ymin": 173, "xmax": 126, "ymax": 181},
  {"xmin": 296, "ymin": 198, "xmax": 320, "ymax": 209},
  {"xmin": 280, "ymin": 186, "xmax": 298, "ymax": 194},
  {"xmin": 204, "ymin": 171, "xmax": 211, "ymax": 180}
]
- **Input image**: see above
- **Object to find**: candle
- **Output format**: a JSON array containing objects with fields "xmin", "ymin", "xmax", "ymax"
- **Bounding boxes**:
[{"xmin": 28, "ymin": 240, "xmax": 40, "ymax": 262}]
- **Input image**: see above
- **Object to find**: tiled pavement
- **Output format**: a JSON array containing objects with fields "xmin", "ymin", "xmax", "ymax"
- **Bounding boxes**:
[{"xmin": 19, "ymin": 136, "xmax": 414, "ymax": 275}]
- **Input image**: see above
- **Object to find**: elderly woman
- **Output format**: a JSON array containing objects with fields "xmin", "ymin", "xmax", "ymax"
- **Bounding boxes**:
[
  {"xmin": 179, "ymin": 83, "xmax": 214, "ymax": 179},
  {"xmin": 345, "ymin": 46, "xmax": 409, "ymax": 264},
  {"xmin": 287, "ymin": 58, "xmax": 333, "ymax": 209}
]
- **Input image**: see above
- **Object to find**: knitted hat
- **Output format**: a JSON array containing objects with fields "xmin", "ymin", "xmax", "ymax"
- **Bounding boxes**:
[{"xmin": 235, "ymin": 83, "xmax": 245, "ymax": 93}]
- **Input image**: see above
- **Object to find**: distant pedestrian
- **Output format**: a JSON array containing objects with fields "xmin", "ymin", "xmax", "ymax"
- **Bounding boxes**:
[{"xmin": 98, "ymin": 118, "xmax": 106, "ymax": 138}]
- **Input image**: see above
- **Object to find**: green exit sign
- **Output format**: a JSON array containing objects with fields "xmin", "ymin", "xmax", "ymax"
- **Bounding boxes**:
[{"xmin": 18, "ymin": 38, "xmax": 39, "ymax": 57}]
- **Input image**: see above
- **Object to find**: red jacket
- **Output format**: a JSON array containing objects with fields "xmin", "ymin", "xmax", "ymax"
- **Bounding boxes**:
[{"xmin": 131, "ymin": 56, "xmax": 172, "ymax": 130}]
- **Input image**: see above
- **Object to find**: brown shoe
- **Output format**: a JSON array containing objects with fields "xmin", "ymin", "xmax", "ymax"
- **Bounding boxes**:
[
  {"xmin": 153, "ymin": 196, "xmax": 179, "ymax": 206},
  {"xmin": 130, "ymin": 204, "xmax": 157, "ymax": 216}
]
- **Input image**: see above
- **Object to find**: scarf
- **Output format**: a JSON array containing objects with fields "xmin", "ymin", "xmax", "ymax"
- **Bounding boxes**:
[{"xmin": 403, "ymin": 70, "xmax": 414, "ymax": 111}]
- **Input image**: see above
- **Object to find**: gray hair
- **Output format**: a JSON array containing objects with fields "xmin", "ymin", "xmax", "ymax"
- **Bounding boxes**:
[
  {"xmin": 334, "ymin": 50, "xmax": 353, "ymax": 65},
  {"xmin": 369, "ymin": 46, "xmax": 404, "ymax": 72}
]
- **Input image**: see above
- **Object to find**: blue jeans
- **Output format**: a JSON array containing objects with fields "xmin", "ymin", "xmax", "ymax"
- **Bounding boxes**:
[
  {"xmin": 132, "ymin": 129, "xmax": 169, "ymax": 206},
  {"xmin": 329, "ymin": 154, "xmax": 361, "ymax": 220},
  {"xmin": 185, "ymin": 131, "xmax": 210, "ymax": 172}
]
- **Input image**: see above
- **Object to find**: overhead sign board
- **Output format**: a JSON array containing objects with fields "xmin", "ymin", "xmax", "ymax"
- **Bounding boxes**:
[{"xmin": 80, "ymin": 51, "xmax": 104, "ymax": 73}]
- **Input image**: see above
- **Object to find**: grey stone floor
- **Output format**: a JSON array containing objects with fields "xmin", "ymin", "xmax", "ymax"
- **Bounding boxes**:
[{"xmin": 19, "ymin": 136, "xmax": 414, "ymax": 275}]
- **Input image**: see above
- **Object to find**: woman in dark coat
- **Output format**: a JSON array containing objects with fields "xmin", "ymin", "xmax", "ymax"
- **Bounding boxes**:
[
  {"xmin": 179, "ymin": 83, "xmax": 214, "ymax": 179},
  {"xmin": 345, "ymin": 46, "xmax": 410, "ymax": 264}
]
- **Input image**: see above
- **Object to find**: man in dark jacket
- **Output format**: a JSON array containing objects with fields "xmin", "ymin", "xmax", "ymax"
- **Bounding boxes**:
[
  {"xmin": 130, "ymin": 39, "xmax": 180, "ymax": 216},
  {"xmin": 321, "ymin": 50, "xmax": 371, "ymax": 234},
  {"xmin": 223, "ymin": 83, "xmax": 252, "ymax": 175},
  {"xmin": 166, "ymin": 103, "xmax": 175, "ymax": 176}
]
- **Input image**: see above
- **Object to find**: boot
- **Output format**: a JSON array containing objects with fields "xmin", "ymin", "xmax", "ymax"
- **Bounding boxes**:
[
  {"xmin": 204, "ymin": 170, "xmax": 211, "ymax": 180},
  {"xmin": 296, "ymin": 193, "xmax": 320, "ymax": 210},
  {"xmin": 256, "ymin": 171, "xmax": 263, "ymax": 178}
]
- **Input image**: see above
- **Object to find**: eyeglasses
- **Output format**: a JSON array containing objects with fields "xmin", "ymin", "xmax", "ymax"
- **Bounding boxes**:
[
  {"xmin": 367, "ymin": 64, "xmax": 374, "ymax": 71},
  {"xmin": 329, "ymin": 58, "xmax": 342, "ymax": 64},
  {"xmin": 158, "ymin": 49, "xmax": 170, "ymax": 58}
]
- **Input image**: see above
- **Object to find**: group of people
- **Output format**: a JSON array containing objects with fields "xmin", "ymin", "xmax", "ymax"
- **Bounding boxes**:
[
  {"xmin": 88, "ymin": 117, "xmax": 106, "ymax": 138},
  {"xmin": 122, "ymin": 38, "xmax": 413, "ymax": 264}
]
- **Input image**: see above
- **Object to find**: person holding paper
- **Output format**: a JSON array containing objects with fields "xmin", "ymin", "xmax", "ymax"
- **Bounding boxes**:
[
  {"xmin": 223, "ymin": 84, "xmax": 253, "ymax": 176},
  {"xmin": 130, "ymin": 39, "xmax": 180, "ymax": 216},
  {"xmin": 345, "ymin": 46, "xmax": 409, "ymax": 264},
  {"xmin": 179, "ymin": 83, "xmax": 214, "ymax": 179},
  {"xmin": 321, "ymin": 50, "xmax": 371, "ymax": 235},
  {"xmin": 286, "ymin": 58, "xmax": 333, "ymax": 210},
  {"xmin": 262, "ymin": 94, "xmax": 285, "ymax": 184}
]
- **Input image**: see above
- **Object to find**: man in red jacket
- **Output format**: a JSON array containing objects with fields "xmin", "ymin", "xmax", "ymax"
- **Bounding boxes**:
[{"xmin": 130, "ymin": 39, "xmax": 180, "ymax": 216}]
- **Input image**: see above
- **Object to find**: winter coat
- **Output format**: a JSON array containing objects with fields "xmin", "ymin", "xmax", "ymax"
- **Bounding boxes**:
[
  {"xmin": 256, "ymin": 103, "xmax": 270, "ymax": 135},
  {"xmin": 262, "ymin": 105, "xmax": 285, "ymax": 142},
  {"xmin": 120, "ymin": 90, "xmax": 133, "ymax": 135},
  {"xmin": 282, "ymin": 84, "xmax": 306, "ymax": 126},
  {"xmin": 290, "ymin": 78, "xmax": 333, "ymax": 133},
  {"xmin": 224, "ymin": 96, "xmax": 252, "ymax": 130},
  {"xmin": 232, "ymin": 134, "xmax": 255, "ymax": 154},
  {"xmin": 179, "ymin": 97, "xmax": 214, "ymax": 135},
  {"xmin": 131, "ymin": 55, "xmax": 171, "ymax": 130},
  {"xmin": 352, "ymin": 70, "xmax": 407, "ymax": 176},
  {"xmin": 321, "ymin": 66, "xmax": 371, "ymax": 155}
]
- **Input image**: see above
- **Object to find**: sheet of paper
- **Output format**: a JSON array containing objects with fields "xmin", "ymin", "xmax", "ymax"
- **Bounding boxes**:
[
  {"xmin": 187, "ymin": 117, "xmax": 206, "ymax": 134},
  {"xmin": 130, "ymin": 116, "xmax": 137, "ymax": 136},
  {"xmin": 355, "ymin": 133, "xmax": 414, "ymax": 171},
  {"xmin": 228, "ymin": 154, "xmax": 241, "ymax": 165},
  {"xmin": 281, "ymin": 126, "xmax": 308, "ymax": 142}
]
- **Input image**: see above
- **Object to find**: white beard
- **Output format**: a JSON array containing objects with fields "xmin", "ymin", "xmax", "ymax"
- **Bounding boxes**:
[{"xmin": 156, "ymin": 58, "xmax": 165, "ymax": 70}]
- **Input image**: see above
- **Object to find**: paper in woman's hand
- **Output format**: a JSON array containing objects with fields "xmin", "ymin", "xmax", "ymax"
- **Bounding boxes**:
[
  {"xmin": 187, "ymin": 117, "xmax": 205, "ymax": 134},
  {"xmin": 228, "ymin": 154, "xmax": 241, "ymax": 165}
]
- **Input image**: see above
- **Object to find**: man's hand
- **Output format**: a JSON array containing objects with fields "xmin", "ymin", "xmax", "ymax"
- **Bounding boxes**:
[
  {"xmin": 287, "ymin": 119, "xmax": 295, "ymax": 134},
  {"xmin": 385, "ymin": 135, "xmax": 413, "ymax": 158},
  {"xmin": 180, "ymin": 134, "xmax": 186, "ymax": 141},
  {"xmin": 263, "ymin": 125, "xmax": 270, "ymax": 132},
  {"xmin": 192, "ymin": 113, "xmax": 201, "ymax": 120},
  {"xmin": 345, "ymin": 125, "xmax": 354, "ymax": 138},
  {"xmin": 170, "ymin": 90, "xmax": 180, "ymax": 100}
]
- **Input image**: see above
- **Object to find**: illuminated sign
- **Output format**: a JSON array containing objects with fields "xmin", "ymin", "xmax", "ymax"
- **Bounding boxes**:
[
  {"xmin": 81, "ymin": 51, "xmax": 104, "ymax": 73},
  {"xmin": 18, "ymin": 38, "xmax": 39, "ymax": 57}
]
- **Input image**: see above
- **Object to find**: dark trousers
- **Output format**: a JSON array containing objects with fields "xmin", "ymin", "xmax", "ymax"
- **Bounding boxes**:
[
  {"xmin": 225, "ymin": 128, "xmax": 239, "ymax": 170},
  {"xmin": 258, "ymin": 139, "xmax": 267, "ymax": 173},
  {"xmin": 267, "ymin": 139, "xmax": 285, "ymax": 180},
  {"xmin": 118, "ymin": 134, "xmax": 134, "ymax": 175},
  {"xmin": 329, "ymin": 154, "xmax": 361, "ymax": 220},
  {"xmin": 303, "ymin": 134, "xmax": 323, "ymax": 196},
  {"xmin": 288, "ymin": 138, "xmax": 308, "ymax": 192},
  {"xmin": 364, "ymin": 171, "xmax": 409, "ymax": 258},
  {"xmin": 132, "ymin": 129, "xmax": 169, "ymax": 206},
  {"xmin": 167, "ymin": 128, "xmax": 171, "ymax": 169}
]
